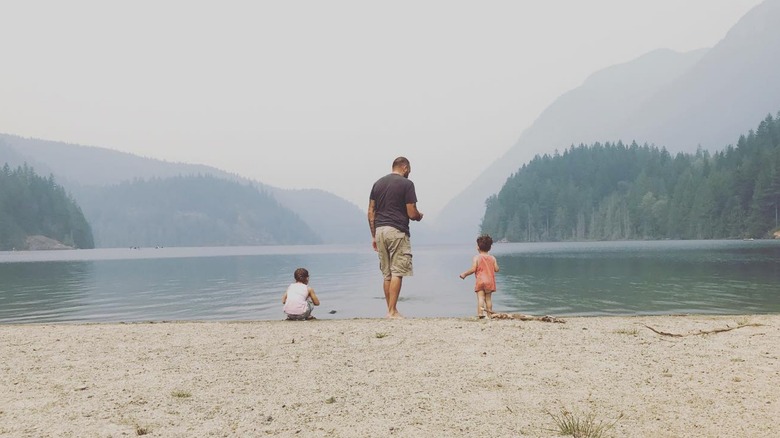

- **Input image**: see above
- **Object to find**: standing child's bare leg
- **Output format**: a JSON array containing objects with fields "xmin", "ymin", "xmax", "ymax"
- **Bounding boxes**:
[
  {"xmin": 485, "ymin": 291, "xmax": 494, "ymax": 317},
  {"xmin": 476, "ymin": 290, "xmax": 487, "ymax": 318}
]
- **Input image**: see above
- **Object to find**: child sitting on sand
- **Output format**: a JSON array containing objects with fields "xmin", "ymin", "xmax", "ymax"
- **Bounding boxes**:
[
  {"xmin": 459, "ymin": 234, "xmax": 500, "ymax": 319},
  {"xmin": 282, "ymin": 268, "xmax": 320, "ymax": 320}
]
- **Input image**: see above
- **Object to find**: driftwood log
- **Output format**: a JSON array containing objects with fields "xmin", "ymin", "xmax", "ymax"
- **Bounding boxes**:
[
  {"xmin": 643, "ymin": 323, "xmax": 764, "ymax": 337},
  {"xmin": 484, "ymin": 309, "xmax": 565, "ymax": 323}
]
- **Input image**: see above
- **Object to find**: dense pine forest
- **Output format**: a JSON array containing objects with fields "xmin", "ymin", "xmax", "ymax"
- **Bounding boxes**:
[
  {"xmin": 0, "ymin": 164, "xmax": 94, "ymax": 250},
  {"xmin": 481, "ymin": 112, "xmax": 780, "ymax": 241},
  {"xmin": 79, "ymin": 174, "xmax": 321, "ymax": 247}
]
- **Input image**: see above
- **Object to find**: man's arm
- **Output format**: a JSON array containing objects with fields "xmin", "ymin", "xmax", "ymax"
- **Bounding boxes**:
[
  {"xmin": 406, "ymin": 203, "xmax": 423, "ymax": 221},
  {"xmin": 368, "ymin": 199, "xmax": 377, "ymax": 250}
]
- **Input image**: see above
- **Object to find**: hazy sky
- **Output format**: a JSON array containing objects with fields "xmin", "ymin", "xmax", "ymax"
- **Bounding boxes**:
[{"xmin": 0, "ymin": 0, "xmax": 764, "ymax": 221}]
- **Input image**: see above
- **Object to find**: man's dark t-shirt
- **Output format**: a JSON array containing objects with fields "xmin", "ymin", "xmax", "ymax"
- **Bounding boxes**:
[{"xmin": 370, "ymin": 173, "xmax": 418, "ymax": 236}]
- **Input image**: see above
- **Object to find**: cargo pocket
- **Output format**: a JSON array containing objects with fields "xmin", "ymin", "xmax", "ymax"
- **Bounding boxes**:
[{"xmin": 399, "ymin": 251, "xmax": 413, "ymax": 276}]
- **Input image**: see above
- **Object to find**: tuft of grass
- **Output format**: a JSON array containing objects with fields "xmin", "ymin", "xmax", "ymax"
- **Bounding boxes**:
[
  {"xmin": 375, "ymin": 332, "xmax": 388, "ymax": 339},
  {"xmin": 547, "ymin": 409, "xmax": 622, "ymax": 438},
  {"xmin": 171, "ymin": 390, "xmax": 192, "ymax": 399},
  {"xmin": 613, "ymin": 328, "xmax": 638, "ymax": 336},
  {"xmin": 136, "ymin": 426, "xmax": 151, "ymax": 436}
]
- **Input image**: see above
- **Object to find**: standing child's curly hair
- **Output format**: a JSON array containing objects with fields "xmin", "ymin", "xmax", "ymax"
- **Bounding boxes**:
[
  {"xmin": 476, "ymin": 234, "xmax": 493, "ymax": 252},
  {"xmin": 294, "ymin": 268, "xmax": 309, "ymax": 283}
]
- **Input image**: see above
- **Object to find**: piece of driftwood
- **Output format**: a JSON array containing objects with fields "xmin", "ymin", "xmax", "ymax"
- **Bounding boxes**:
[
  {"xmin": 484, "ymin": 309, "xmax": 565, "ymax": 323},
  {"xmin": 643, "ymin": 323, "xmax": 763, "ymax": 337}
]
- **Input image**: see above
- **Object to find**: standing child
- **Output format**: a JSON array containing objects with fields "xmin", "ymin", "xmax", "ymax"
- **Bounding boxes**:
[
  {"xmin": 282, "ymin": 268, "xmax": 320, "ymax": 320},
  {"xmin": 459, "ymin": 235, "xmax": 500, "ymax": 319}
]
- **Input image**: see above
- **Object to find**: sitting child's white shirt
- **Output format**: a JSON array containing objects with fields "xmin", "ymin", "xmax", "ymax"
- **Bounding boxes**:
[{"xmin": 283, "ymin": 282, "xmax": 310, "ymax": 316}]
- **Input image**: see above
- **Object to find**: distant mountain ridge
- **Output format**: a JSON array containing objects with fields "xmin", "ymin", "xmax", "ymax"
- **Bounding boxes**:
[
  {"xmin": 79, "ymin": 174, "xmax": 320, "ymax": 247},
  {"xmin": 436, "ymin": 0, "xmax": 780, "ymax": 242},
  {"xmin": 615, "ymin": 0, "xmax": 780, "ymax": 151},
  {"xmin": 0, "ymin": 134, "xmax": 366, "ymax": 246}
]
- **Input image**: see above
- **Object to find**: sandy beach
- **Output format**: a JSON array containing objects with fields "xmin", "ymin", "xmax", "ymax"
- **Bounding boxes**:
[{"xmin": 1, "ymin": 314, "xmax": 778, "ymax": 437}]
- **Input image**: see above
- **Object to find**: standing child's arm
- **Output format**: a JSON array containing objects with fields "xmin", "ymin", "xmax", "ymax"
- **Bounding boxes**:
[
  {"xmin": 459, "ymin": 256, "xmax": 479, "ymax": 279},
  {"xmin": 308, "ymin": 287, "xmax": 320, "ymax": 306},
  {"xmin": 493, "ymin": 255, "xmax": 500, "ymax": 273}
]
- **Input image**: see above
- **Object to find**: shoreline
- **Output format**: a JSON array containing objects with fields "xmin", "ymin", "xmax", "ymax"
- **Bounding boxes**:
[
  {"xmin": 4, "ymin": 309, "xmax": 780, "ymax": 325},
  {"xmin": 2, "ymin": 314, "xmax": 778, "ymax": 437}
]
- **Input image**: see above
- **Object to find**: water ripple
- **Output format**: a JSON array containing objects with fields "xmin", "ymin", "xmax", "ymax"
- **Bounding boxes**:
[{"xmin": 1, "ymin": 241, "xmax": 779, "ymax": 322}]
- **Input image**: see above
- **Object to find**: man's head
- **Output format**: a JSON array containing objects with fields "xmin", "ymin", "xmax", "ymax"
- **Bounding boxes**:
[{"xmin": 392, "ymin": 156, "xmax": 411, "ymax": 178}]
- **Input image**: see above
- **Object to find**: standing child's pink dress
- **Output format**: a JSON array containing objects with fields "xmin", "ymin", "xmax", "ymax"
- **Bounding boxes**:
[{"xmin": 473, "ymin": 254, "xmax": 496, "ymax": 292}]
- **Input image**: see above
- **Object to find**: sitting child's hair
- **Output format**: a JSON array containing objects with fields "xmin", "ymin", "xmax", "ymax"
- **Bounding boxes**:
[
  {"xmin": 294, "ymin": 267, "xmax": 309, "ymax": 283},
  {"xmin": 477, "ymin": 234, "xmax": 493, "ymax": 252}
]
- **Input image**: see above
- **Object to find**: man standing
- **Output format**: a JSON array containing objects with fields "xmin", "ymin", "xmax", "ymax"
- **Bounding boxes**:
[{"xmin": 368, "ymin": 156, "xmax": 423, "ymax": 318}]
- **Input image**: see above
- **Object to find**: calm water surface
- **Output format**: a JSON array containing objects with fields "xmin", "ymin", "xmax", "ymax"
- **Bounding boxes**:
[{"xmin": 0, "ymin": 240, "xmax": 779, "ymax": 323}]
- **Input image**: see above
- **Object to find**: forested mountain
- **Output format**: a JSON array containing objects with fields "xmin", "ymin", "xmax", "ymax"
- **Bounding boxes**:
[
  {"xmin": 271, "ymin": 188, "xmax": 367, "ymax": 244},
  {"xmin": 79, "ymin": 175, "xmax": 320, "ymax": 247},
  {"xmin": 438, "ymin": 0, "xmax": 780, "ymax": 242},
  {"xmin": 0, "ymin": 134, "xmax": 365, "ymax": 244},
  {"xmin": 481, "ymin": 113, "xmax": 780, "ymax": 241},
  {"xmin": 0, "ymin": 164, "xmax": 94, "ymax": 250}
]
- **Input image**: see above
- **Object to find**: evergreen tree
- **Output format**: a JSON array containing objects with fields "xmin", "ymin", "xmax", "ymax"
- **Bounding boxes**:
[
  {"xmin": 482, "ymin": 111, "xmax": 780, "ymax": 241},
  {"xmin": 0, "ymin": 164, "xmax": 94, "ymax": 250}
]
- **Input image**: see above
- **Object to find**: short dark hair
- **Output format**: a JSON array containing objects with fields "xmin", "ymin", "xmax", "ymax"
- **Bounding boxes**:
[
  {"xmin": 392, "ymin": 156, "xmax": 410, "ymax": 169},
  {"xmin": 294, "ymin": 267, "xmax": 309, "ymax": 283},
  {"xmin": 476, "ymin": 234, "xmax": 493, "ymax": 252}
]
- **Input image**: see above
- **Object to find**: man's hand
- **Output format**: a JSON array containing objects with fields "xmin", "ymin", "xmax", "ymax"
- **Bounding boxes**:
[{"xmin": 407, "ymin": 203, "xmax": 423, "ymax": 221}]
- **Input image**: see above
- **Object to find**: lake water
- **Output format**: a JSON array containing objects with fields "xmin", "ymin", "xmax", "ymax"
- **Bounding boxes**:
[{"xmin": 1, "ymin": 240, "xmax": 779, "ymax": 323}]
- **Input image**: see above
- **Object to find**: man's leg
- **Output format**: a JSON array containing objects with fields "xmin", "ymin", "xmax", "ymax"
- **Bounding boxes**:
[
  {"xmin": 383, "ymin": 277, "xmax": 390, "ymax": 306},
  {"xmin": 385, "ymin": 276, "xmax": 403, "ymax": 318},
  {"xmin": 378, "ymin": 227, "xmax": 409, "ymax": 319}
]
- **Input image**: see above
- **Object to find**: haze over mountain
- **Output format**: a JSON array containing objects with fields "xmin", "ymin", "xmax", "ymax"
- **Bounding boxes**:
[
  {"xmin": 436, "ymin": 0, "xmax": 780, "ymax": 242},
  {"xmin": 0, "ymin": 134, "xmax": 366, "ymax": 245},
  {"xmin": 79, "ymin": 174, "xmax": 321, "ymax": 247},
  {"xmin": 3, "ymin": 2, "xmax": 776, "ymax": 247},
  {"xmin": 618, "ymin": 0, "xmax": 780, "ymax": 151}
]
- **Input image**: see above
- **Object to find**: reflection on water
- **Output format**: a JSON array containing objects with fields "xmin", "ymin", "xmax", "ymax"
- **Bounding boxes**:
[
  {"xmin": 0, "ymin": 250, "xmax": 383, "ymax": 323},
  {"xmin": 0, "ymin": 262, "xmax": 92, "ymax": 322},
  {"xmin": 0, "ymin": 240, "xmax": 779, "ymax": 323},
  {"xmin": 493, "ymin": 240, "xmax": 780, "ymax": 316}
]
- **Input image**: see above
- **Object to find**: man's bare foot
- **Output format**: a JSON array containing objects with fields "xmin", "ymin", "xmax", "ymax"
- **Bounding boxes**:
[{"xmin": 386, "ymin": 311, "xmax": 404, "ymax": 319}]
